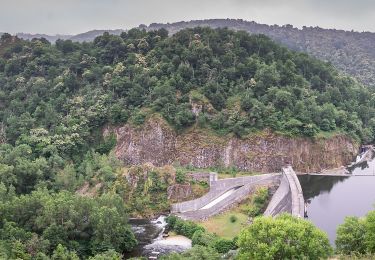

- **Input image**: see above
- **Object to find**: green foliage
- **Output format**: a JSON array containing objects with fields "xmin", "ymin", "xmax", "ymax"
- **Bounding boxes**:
[
  {"xmin": 212, "ymin": 238, "xmax": 235, "ymax": 254},
  {"xmin": 169, "ymin": 216, "xmax": 236, "ymax": 255},
  {"xmin": 51, "ymin": 244, "xmax": 79, "ymax": 260},
  {"xmin": 161, "ymin": 245, "xmax": 221, "ymax": 260},
  {"xmin": 191, "ymin": 229, "xmax": 217, "ymax": 247},
  {"xmin": 0, "ymin": 26, "xmax": 374, "ymax": 259},
  {"xmin": 242, "ymin": 187, "xmax": 270, "ymax": 217},
  {"xmin": 229, "ymin": 215, "xmax": 237, "ymax": 223},
  {"xmin": 237, "ymin": 214, "xmax": 333, "ymax": 260},
  {"xmin": 336, "ymin": 216, "xmax": 366, "ymax": 254},
  {"xmin": 365, "ymin": 211, "xmax": 375, "ymax": 253},
  {"xmin": 166, "ymin": 216, "xmax": 205, "ymax": 239},
  {"xmin": 336, "ymin": 210, "xmax": 375, "ymax": 257},
  {"xmin": 95, "ymin": 133, "xmax": 117, "ymax": 155},
  {"xmin": 88, "ymin": 250, "xmax": 122, "ymax": 260},
  {"xmin": 0, "ymin": 189, "xmax": 137, "ymax": 258},
  {"xmin": 175, "ymin": 169, "xmax": 186, "ymax": 184}
]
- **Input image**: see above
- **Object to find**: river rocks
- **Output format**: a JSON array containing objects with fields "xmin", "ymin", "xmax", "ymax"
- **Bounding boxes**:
[{"xmin": 105, "ymin": 116, "xmax": 359, "ymax": 173}]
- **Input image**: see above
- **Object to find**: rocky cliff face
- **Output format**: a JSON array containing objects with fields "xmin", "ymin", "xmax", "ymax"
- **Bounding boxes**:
[{"xmin": 105, "ymin": 116, "xmax": 359, "ymax": 173}]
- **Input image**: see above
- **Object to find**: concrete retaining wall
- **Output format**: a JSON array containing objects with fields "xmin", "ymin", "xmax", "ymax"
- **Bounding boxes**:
[
  {"xmin": 171, "ymin": 173, "xmax": 279, "ymax": 213},
  {"xmin": 263, "ymin": 174, "xmax": 292, "ymax": 216},
  {"xmin": 180, "ymin": 177, "xmax": 279, "ymax": 220},
  {"xmin": 171, "ymin": 167, "xmax": 303, "ymax": 220}
]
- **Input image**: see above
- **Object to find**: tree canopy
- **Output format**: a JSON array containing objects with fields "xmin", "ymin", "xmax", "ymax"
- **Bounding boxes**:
[
  {"xmin": 0, "ymin": 26, "xmax": 374, "ymax": 259},
  {"xmin": 237, "ymin": 214, "xmax": 333, "ymax": 260}
]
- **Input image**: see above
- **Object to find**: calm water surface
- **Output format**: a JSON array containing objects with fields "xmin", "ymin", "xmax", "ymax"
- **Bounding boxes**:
[{"xmin": 298, "ymin": 158, "xmax": 375, "ymax": 244}]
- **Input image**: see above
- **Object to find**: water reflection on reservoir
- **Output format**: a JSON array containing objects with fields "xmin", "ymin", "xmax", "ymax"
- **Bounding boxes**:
[{"xmin": 299, "ymin": 159, "xmax": 375, "ymax": 245}]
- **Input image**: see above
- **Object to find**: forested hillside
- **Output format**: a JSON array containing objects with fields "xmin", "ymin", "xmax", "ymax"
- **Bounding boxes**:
[
  {"xmin": 4, "ymin": 19, "xmax": 374, "ymax": 87},
  {"xmin": 0, "ymin": 27, "xmax": 374, "ymax": 258},
  {"xmin": 146, "ymin": 19, "xmax": 375, "ymax": 87}
]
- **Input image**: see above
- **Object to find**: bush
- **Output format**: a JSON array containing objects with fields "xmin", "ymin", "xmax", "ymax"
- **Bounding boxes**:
[
  {"xmin": 191, "ymin": 230, "xmax": 217, "ymax": 247},
  {"xmin": 166, "ymin": 215, "xmax": 178, "ymax": 228},
  {"xmin": 237, "ymin": 214, "xmax": 333, "ymax": 260},
  {"xmin": 167, "ymin": 216, "xmax": 205, "ymax": 239},
  {"xmin": 212, "ymin": 238, "xmax": 236, "ymax": 254},
  {"xmin": 131, "ymin": 110, "xmax": 146, "ymax": 125},
  {"xmin": 243, "ymin": 187, "xmax": 270, "ymax": 217},
  {"xmin": 175, "ymin": 170, "xmax": 186, "ymax": 184},
  {"xmin": 365, "ymin": 211, "xmax": 375, "ymax": 253},
  {"xmin": 229, "ymin": 215, "xmax": 237, "ymax": 223},
  {"xmin": 161, "ymin": 245, "xmax": 221, "ymax": 260},
  {"xmin": 336, "ymin": 216, "xmax": 366, "ymax": 254}
]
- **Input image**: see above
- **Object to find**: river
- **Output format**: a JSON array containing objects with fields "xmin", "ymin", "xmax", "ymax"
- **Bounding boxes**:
[
  {"xmin": 124, "ymin": 216, "xmax": 192, "ymax": 259},
  {"xmin": 298, "ymin": 157, "xmax": 375, "ymax": 245}
]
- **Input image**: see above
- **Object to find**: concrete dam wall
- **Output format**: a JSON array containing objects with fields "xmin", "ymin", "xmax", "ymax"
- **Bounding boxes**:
[{"xmin": 171, "ymin": 167, "xmax": 304, "ymax": 220}]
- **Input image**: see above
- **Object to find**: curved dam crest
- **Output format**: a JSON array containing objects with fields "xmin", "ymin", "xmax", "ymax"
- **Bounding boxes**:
[{"xmin": 171, "ymin": 167, "xmax": 304, "ymax": 220}]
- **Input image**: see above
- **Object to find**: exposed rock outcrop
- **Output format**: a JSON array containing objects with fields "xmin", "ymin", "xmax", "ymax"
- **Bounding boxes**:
[
  {"xmin": 105, "ymin": 116, "xmax": 359, "ymax": 173},
  {"xmin": 167, "ymin": 184, "xmax": 193, "ymax": 201}
]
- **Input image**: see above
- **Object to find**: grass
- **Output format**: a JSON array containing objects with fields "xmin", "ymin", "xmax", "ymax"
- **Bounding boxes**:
[
  {"xmin": 315, "ymin": 129, "xmax": 344, "ymax": 139},
  {"xmin": 199, "ymin": 210, "xmax": 248, "ymax": 239},
  {"xmin": 217, "ymin": 171, "xmax": 258, "ymax": 179},
  {"xmin": 174, "ymin": 164, "xmax": 259, "ymax": 179},
  {"xmin": 199, "ymin": 186, "xmax": 271, "ymax": 239}
]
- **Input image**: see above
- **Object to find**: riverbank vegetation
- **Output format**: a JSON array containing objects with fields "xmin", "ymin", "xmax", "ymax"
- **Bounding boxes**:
[
  {"xmin": 335, "ymin": 210, "xmax": 375, "ymax": 257},
  {"xmin": 166, "ymin": 215, "xmax": 236, "ymax": 255},
  {"xmin": 165, "ymin": 214, "xmax": 332, "ymax": 260},
  {"xmin": 0, "ymin": 188, "xmax": 136, "ymax": 259}
]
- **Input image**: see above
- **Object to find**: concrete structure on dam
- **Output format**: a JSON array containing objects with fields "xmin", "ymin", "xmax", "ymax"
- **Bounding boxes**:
[
  {"xmin": 171, "ymin": 166, "xmax": 304, "ymax": 220},
  {"xmin": 264, "ymin": 166, "xmax": 304, "ymax": 218}
]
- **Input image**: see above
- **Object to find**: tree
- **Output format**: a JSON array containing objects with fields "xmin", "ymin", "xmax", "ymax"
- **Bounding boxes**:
[
  {"xmin": 51, "ymin": 244, "xmax": 79, "ymax": 260},
  {"xmin": 88, "ymin": 250, "xmax": 122, "ymax": 260},
  {"xmin": 161, "ymin": 246, "xmax": 221, "ymax": 260},
  {"xmin": 237, "ymin": 214, "xmax": 333, "ymax": 260},
  {"xmin": 365, "ymin": 211, "xmax": 375, "ymax": 253},
  {"xmin": 336, "ymin": 216, "xmax": 366, "ymax": 254}
]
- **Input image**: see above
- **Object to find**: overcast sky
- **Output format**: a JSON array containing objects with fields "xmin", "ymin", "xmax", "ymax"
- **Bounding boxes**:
[{"xmin": 0, "ymin": 0, "xmax": 374, "ymax": 35}]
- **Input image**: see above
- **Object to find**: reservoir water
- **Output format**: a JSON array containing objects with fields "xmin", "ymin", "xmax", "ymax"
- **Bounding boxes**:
[{"xmin": 298, "ymin": 158, "xmax": 375, "ymax": 245}]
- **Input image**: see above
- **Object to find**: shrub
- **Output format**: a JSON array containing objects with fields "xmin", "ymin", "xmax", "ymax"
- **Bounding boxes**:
[
  {"xmin": 229, "ymin": 215, "xmax": 237, "ymax": 223},
  {"xmin": 161, "ymin": 245, "xmax": 221, "ymax": 260},
  {"xmin": 243, "ymin": 187, "xmax": 270, "ymax": 217},
  {"xmin": 237, "ymin": 214, "xmax": 333, "ymax": 260},
  {"xmin": 213, "ymin": 238, "xmax": 236, "ymax": 254},
  {"xmin": 191, "ymin": 230, "xmax": 217, "ymax": 247},
  {"xmin": 175, "ymin": 170, "xmax": 186, "ymax": 184},
  {"xmin": 336, "ymin": 216, "xmax": 366, "ymax": 254},
  {"xmin": 365, "ymin": 211, "xmax": 375, "ymax": 253},
  {"xmin": 167, "ymin": 216, "xmax": 205, "ymax": 239}
]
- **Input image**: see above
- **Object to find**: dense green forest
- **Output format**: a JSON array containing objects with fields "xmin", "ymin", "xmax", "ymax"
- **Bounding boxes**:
[
  {"xmin": 146, "ymin": 19, "xmax": 375, "ymax": 87},
  {"xmin": 0, "ymin": 27, "xmax": 375, "ymax": 258},
  {"xmin": 9, "ymin": 19, "xmax": 375, "ymax": 87}
]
